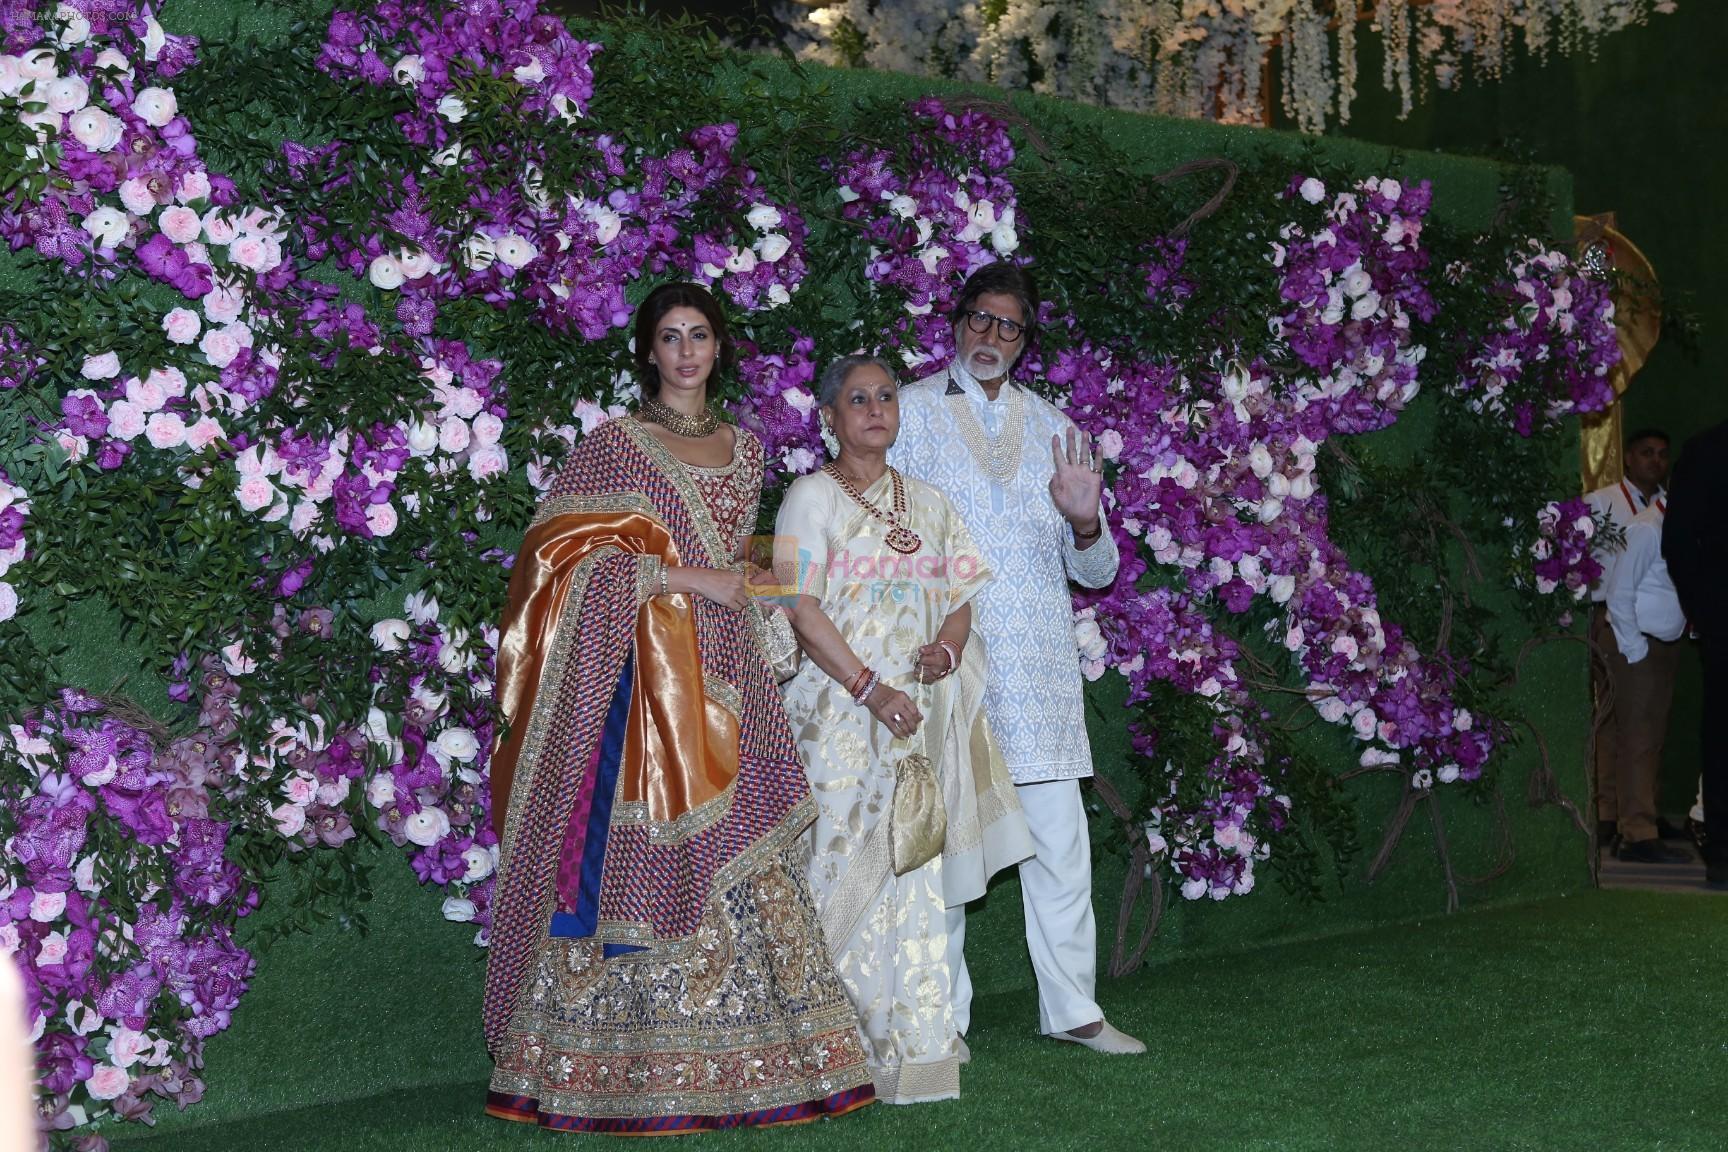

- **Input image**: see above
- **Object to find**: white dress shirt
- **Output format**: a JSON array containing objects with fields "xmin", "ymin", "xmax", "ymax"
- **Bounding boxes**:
[
  {"xmin": 889, "ymin": 365, "xmax": 1117, "ymax": 783},
  {"xmin": 1583, "ymin": 481, "xmax": 1665, "ymax": 602},
  {"xmin": 1604, "ymin": 506, "xmax": 1685, "ymax": 664}
]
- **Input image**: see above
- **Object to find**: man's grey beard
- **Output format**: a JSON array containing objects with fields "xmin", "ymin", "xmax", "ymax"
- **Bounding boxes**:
[{"xmin": 961, "ymin": 350, "xmax": 1013, "ymax": 387}]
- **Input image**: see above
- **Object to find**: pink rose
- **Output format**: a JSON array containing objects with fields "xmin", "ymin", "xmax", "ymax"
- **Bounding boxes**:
[
  {"xmin": 85, "ymin": 1063, "xmax": 131, "ymax": 1102},
  {"xmin": 0, "ymin": 582, "xmax": 17, "ymax": 624},
  {"xmin": 147, "ymin": 367, "xmax": 188, "ymax": 398},
  {"xmin": 144, "ymin": 412, "xmax": 187, "ymax": 450},
  {"xmin": 200, "ymin": 209, "xmax": 238, "ymax": 246},
  {"xmin": 471, "ymin": 411, "xmax": 503, "ymax": 446},
  {"xmin": 364, "ymin": 502, "xmax": 399, "ymax": 537},
  {"xmin": 199, "ymin": 326, "xmax": 241, "ymax": 368},
  {"xmin": 467, "ymin": 444, "xmax": 508, "ymax": 481},
  {"xmin": 108, "ymin": 1028, "xmax": 152, "ymax": 1070},
  {"xmin": 29, "ymin": 889, "xmax": 66, "ymax": 922},
  {"xmin": 37, "ymin": 930, "xmax": 69, "ymax": 966},
  {"xmin": 283, "ymin": 774, "xmax": 317, "ymax": 805},
  {"xmin": 119, "ymin": 177, "xmax": 158, "ymax": 215},
  {"xmin": 107, "ymin": 399, "xmax": 147, "ymax": 441},
  {"xmin": 228, "ymin": 235, "xmax": 268, "ymax": 271},
  {"xmin": 235, "ymin": 474, "xmax": 277, "ymax": 512},
  {"xmin": 1351, "ymin": 707, "xmax": 1379, "ymax": 739},
  {"xmin": 54, "ymin": 432, "xmax": 89, "ymax": 463},
  {"xmin": 161, "ymin": 306, "xmax": 201, "ymax": 344},
  {"xmin": 202, "ymin": 281, "xmax": 245, "ymax": 324},
  {"xmin": 125, "ymin": 374, "xmax": 167, "ymax": 412},
  {"xmin": 289, "ymin": 500, "xmax": 320, "ymax": 535},
  {"xmin": 437, "ymin": 417, "xmax": 471, "ymax": 454},
  {"xmin": 176, "ymin": 170, "xmax": 211, "ymax": 204},
  {"xmin": 183, "ymin": 416, "xmax": 223, "ymax": 450},
  {"xmin": 158, "ymin": 205, "xmax": 202, "ymax": 244},
  {"xmin": 81, "ymin": 351, "xmax": 121, "ymax": 380}
]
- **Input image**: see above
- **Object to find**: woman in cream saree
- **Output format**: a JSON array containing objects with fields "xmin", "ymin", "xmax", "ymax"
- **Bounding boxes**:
[{"xmin": 773, "ymin": 355, "xmax": 1032, "ymax": 1104}]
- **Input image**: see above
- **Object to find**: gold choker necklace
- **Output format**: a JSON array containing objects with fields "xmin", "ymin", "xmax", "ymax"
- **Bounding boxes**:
[{"xmin": 639, "ymin": 395, "xmax": 719, "ymax": 438}]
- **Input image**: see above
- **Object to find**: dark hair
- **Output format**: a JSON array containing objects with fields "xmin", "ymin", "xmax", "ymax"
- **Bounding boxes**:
[
  {"xmin": 632, "ymin": 282, "xmax": 735, "ymax": 396},
  {"xmin": 817, "ymin": 354, "xmax": 898, "ymax": 407},
  {"xmin": 1624, "ymin": 427, "xmax": 1669, "ymax": 450},
  {"xmin": 951, "ymin": 262, "xmax": 1039, "ymax": 337}
]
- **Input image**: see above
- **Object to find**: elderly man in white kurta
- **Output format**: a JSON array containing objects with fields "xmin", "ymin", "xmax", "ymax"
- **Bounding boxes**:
[{"xmin": 888, "ymin": 263, "xmax": 1144, "ymax": 1055}]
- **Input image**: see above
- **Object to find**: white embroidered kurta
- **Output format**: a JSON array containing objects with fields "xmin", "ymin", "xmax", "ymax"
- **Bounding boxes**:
[{"xmin": 889, "ymin": 366, "xmax": 1119, "ymax": 784}]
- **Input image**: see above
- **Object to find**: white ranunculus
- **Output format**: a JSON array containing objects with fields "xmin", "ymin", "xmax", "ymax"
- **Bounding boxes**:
[
  {"xmin": 44, "ymin": 75, "xmax": 88, "ymax": 114},
  {"xmin": 887, "ymin": 194, "xmax": 916, "ymax": 219},
  {"xmin": 0, "ymin": 55, "xmax": 25, "ymax": 97},
  {"xmin": 461, "ymin": 847, "xmax": 494, "ymax": 883},
  {"xmin": 396, "ymin": 247, "xmax": 436, "ymax": 280},
  {"xmin": 392, "ymin": 54, "xmax": 424, "ymax": 86},
  {"xmin": 746, "ymin": 202, "xmax": 782, "ymax": 231},
  {"xmin": 512, "ymin": 56, "xmax": 545, "ymax": 84},
  {"xmin": 592, "ymin": 207, "xmax": 622, "ymax": 246},
  {"xmin": 725, "ymin": 246, "xmax": 758, "ymax": 274},
  {"xmin": 436, "ymin": 727, "xmax": 480, "ymax": 762},
  {"xmin": 132, "ymin": 86, "xmax": 177, "ymax": 128},
  {"xmin": 68, "ymin": 107, "xmax": 123, "ymax": 152},
  {"xmin": 403, "ymin": 806, "xmax": 451, "ymax": 847},
  {"xmin": 495, "ymin": 233, "xmax": 536, "ymax": 269},
  {"xmin": 368, "ymin": 254, "xmax": 405, "ymax": 290},
  {"xmin": 54, "ymin": 4, "xmax": 90, "ymax": 46},
  {"xmin": 436, "ymin": 94, "xmax": 467, "ymax": 122},
  {"xmin": 767, "ymin": 283, "xmax": 791, "ymax": 307},
  {"xmin": 991, "ymin": 222, "xmax": 1019, "ymax": 254},
  {"xmin": 755, "ymin": 233, "xmax": 791, "ymax": 264},
  {"xmin": 461, "ymin": 233, "xmax": 496, "ymax": 271},
  {"xmin": 1247, "ymin": 442, "xmax": 1274, "ymax": 478},
  {"xmin": 405, "ymin": 590, "xmax": 439, "ymax": 624},
  {"xmin": 370, "ymin": 618, "xmax": 411, "ymax": 651},
  {"xmin": 18, "ymin": 48, "xmax": 57, "ymax": 82},
  {"xmin": 80, "ymin": 206, "xmax": 129, "ymax": 248},
  {"xmin": 1299, "ymin": 177, "xmax": 1326, "ymax": 204},
  {"xmin": 93, "ymin": 46, "xmax": 132, "ymax": 77},
  {"xmin": 431, "ymin": 141, "xmax": 464, "ymax": 168},
  {"xmin": 405, "ymin": 420, "xmax": 439, "ymax": 455},
  {"xmin": 441, "ymin": 897, "xmax": 476, "ymax": 922}
]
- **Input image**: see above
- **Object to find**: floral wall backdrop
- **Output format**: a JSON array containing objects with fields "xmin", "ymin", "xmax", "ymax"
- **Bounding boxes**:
[{"xmin": 0, "ymin": 0, "xmax": 1614, "ymax": 1144}]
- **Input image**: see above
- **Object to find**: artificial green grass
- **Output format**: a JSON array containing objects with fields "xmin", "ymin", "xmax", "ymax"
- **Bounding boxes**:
[{"xmin": 111, "ymin": 884, "xmax": 1726, "ymax": 1152}]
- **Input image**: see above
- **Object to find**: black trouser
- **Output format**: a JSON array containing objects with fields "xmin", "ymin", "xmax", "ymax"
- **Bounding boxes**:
[{"xmin": 1703, "ymin": 631, "xmax": 1728, "ymax": 864}]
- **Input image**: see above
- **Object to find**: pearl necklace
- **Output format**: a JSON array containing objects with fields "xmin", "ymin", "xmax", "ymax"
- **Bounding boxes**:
[
  {"xmin": 946, "ymin": 374, "xmax": 1025, "ymax": 483},
  {"xmin": 823, "ymin": 463, "xmax": 923, "ymax": 555},
  {"xmin": 639, "ymin": 395, "xmax": 719, "ymax": 438}
]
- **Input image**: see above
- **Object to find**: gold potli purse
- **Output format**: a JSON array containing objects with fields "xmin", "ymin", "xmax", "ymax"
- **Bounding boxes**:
[{"xmin": 890, "ymin": 677, "xmax": 945, "ymax": 876}]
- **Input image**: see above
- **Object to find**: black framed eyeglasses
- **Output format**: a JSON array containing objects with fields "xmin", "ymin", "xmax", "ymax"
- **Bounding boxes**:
[{"xmin": 960, "ymin": 309, "xmax": 1026, "ymax": 342}]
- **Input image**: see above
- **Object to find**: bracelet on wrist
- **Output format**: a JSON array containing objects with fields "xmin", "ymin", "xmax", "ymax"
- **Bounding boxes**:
[
  {"xmin": 937, "ymin": 640, "xmax": 960, "ymax": 676},
  {"xmin": 658, "ymin": 564, "xmax": 670, "ymax": 598},
  {"xmin": 849, "ymin": 670, "xmax": 879, "ymax": 706},
  {"xmin": 1072, "ymin": 519, "xmax": 1103, "ymax": 543}
]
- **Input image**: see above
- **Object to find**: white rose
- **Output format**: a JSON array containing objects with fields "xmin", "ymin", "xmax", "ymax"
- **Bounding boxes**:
[
  {"xmin": 592, "ymin": 208, "xmax": 622, "ymax": 246},
  {"xmin": 392, "ymin": 55, "xmax": 424, "ymax": 86},
  {"xmin": 436, "ymin": 94, "xmax": 468, "ymax": 122},
  {"xmin": 132, "ymin": 86, "xmax": 178, "ymax": 128},
  {"xmin": 746, "ymin": 202, "xmax": 783, "ymax": 230},
  {"xmin": 1299, "ymin": 177, "xmax": 1326, "ymax": 204},
  {"xmin": 368, "ymin": 254, "xmax": 405, "ymax": 290},
  {"xmin": 494, "ymin": 234, "xmax": 536, "ymax": 269},
  {"xmin": 436, "ymin": 727, "xmax": 480, "ymax": 762},
  {"xmin": 403, "ymin": 806, "xmax": 452, "ymax": 847},
  {"xmin": 69, "ymin": 106, "xmax": 123, "ymax": 152},
  {"xmin": 406, "ymin": 421, "xmax": 439, "ymax": 456},
  {"xmin": 44, "ymin": 75, "xmax": 88, "ymax": 114},
  {"xmin": 755, "ymin": 233, "xmax": 791, "ymax": 264},
  {"xmin": 81, "ymin": 206, "xmax": 129, "ymax": 248},
  {"xmin": 1247, "ymin": 442, "xmax": 1274, "ymax": 478}
]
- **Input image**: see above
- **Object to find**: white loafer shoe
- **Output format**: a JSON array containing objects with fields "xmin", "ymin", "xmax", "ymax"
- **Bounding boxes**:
[{"xmin": 1051, "ymin": 1021, "xmax": 1145, "ymax": 1055}]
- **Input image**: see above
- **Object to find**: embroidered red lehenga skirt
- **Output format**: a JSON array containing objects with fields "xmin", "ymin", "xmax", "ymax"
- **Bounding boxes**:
[{"xmin": 482, "ymin": 419, "xmax": 873, "ymax": 1133}]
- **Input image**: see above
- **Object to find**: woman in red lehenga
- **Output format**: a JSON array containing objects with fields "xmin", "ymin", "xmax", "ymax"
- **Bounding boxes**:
[{"xmin": 483, "ymin": 283, "xmax": 874, "ymax": 1133}]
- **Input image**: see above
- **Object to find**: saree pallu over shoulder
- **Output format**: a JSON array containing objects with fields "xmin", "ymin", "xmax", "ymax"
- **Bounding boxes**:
[{"xmin": 483, "ymin": 423, "xmax": 823, "ymax": 1063}]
